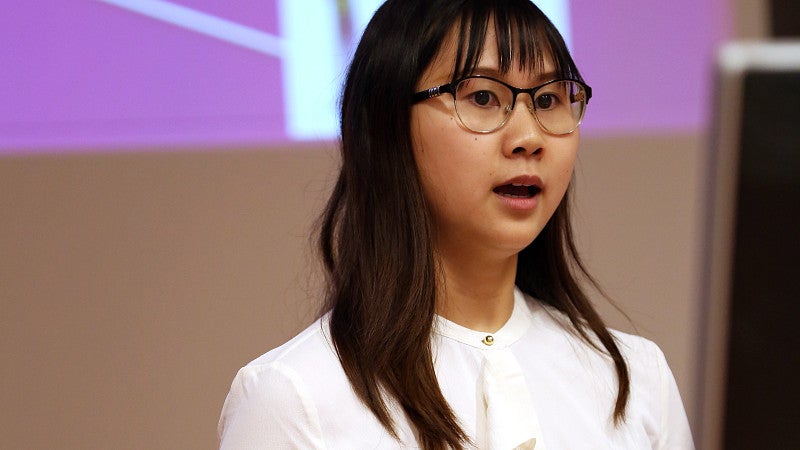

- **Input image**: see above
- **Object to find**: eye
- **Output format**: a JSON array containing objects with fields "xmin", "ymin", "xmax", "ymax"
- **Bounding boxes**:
[
  {"xmin": 456, "ymin": 78, "xmax": 505, "ymax": 109},
  {"xmin": 469, "ymin": 90, "xmax": 500, "ymax": 108},
  {"xmin": 534, "ymin": 93, "xmax": 557, "ymax": 110}
]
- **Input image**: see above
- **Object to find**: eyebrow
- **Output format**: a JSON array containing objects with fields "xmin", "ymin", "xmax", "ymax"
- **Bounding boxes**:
[{"xmin": 468, "ymin": 66, "xmax": 559, "ymax": 84}]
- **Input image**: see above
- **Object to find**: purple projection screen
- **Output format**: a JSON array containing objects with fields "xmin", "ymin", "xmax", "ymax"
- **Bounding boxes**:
[{"xmin": 0, "ymin": 0, "xmax": 729, "ymax": 154}]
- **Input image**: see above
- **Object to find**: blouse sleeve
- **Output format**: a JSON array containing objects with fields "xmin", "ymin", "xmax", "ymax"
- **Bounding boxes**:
[
  {"xmin": 652, "ymin": 343, "xmax": 695, "ymax": 450},
  {"xmin": 218, "ymin": 361, "xmax": 325, "ymax": 449}
]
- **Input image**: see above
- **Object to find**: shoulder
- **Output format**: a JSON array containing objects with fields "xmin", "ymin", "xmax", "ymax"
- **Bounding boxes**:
[
  {"xmin": 607, "ymin": 329, "xmax": 678, "ymax": 403},
  {"xmin": 524, "ymin": 296, "xmax": 667, "ymax": 376},
  {"xmin": 245, "ymin": 316, "xmax": 339, "ymax": 373},
  {"xmin": 610, "ymin": 329, "xmax": 665, "ymax": 375},
  {"xmin": 217, "ymin": 317, "xmax": 348, "ymax": 448},
  {"xmin": 610, "ymin": 330, "xmax": 695, "ymax": 449},
  {"xmin": 607, "ymin": 330, "xmax": 672, "ymax": 405},
  {"xmin": 218, "ymin": 317, "xmax": 406, "ymax": 448},
  {"xmin": 230, "ymin": 317, "xmax": 348, "ymax": 405},
  {"xmin": 524, "ymin": 298, "xmax": 694, "ymax": 448}
]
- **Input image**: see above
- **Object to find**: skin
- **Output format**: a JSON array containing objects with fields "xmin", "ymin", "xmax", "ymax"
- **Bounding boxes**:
[{"xmin": 411, "ymin": 25, "xmax": 579, "ymax": 332}]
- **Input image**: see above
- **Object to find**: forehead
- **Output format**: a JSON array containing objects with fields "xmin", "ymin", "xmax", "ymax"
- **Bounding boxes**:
[{"xmin": 419, "ymin": 21, "xmax": 556, "ymax": 86}]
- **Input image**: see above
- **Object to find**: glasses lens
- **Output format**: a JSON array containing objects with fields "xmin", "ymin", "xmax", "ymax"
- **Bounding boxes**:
[
  {"xmin": 532, "ymin": 80, "xmax": 587, "ymax": 135},
  {"xmin": 453, "ymin": 78, "xmax": 588, "ymax": 134},
  {"xmin": 454, "ymin": 77, "xmax": 513, "ymax": 133}
]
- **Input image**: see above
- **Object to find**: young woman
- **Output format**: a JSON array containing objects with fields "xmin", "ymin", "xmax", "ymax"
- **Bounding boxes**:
[{"xmin": 218, "ymin": 1, "xmax": 694, "ymax": 448}]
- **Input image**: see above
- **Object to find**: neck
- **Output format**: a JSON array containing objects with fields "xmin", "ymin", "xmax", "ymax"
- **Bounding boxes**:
[{"xmin": 435, "ymin": 248, "xmax": 519, "ymax": 333}]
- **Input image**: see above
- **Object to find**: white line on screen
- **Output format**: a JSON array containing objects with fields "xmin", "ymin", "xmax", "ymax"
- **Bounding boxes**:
[{"xmin": 96, "ymin": 0, "xmax": 284, "ymax": 57}]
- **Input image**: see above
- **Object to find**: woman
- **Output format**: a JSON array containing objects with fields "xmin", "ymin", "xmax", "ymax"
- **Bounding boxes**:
[{"xmin": 218, "ymin": 1, "xmax": 694, "ymax": 448}]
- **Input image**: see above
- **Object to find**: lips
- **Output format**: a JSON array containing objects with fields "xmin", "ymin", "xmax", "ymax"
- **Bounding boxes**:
[{"xmin": 493, "ymin": 175, "xmax": 543, "ymax": 198}]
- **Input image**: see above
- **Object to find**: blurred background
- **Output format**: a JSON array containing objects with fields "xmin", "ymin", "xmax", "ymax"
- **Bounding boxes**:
[{"xmin": 1, "ymin": 0, "xmax": 797, "ymax": 448}]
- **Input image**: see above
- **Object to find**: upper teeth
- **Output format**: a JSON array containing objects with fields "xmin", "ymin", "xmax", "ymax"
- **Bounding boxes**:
[{"xmin": 512, "ymin": 183, "xmax": 529, "ymax": 187}]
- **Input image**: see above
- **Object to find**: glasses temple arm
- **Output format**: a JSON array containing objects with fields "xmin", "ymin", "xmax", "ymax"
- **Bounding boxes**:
[{"xmin": 412, "ymin": 83, "xmax": 455, "ymax": 103}]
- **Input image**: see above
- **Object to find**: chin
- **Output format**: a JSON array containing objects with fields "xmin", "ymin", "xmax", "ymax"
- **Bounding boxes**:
[{"xmin": 493, "ymin": 233, "xmax": 540, "ymax": 258}]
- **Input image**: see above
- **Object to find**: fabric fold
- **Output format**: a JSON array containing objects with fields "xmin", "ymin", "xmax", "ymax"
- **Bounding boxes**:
[{"xmin": 476, "ymin": 348, "xmax": 546, "ymax": 450}]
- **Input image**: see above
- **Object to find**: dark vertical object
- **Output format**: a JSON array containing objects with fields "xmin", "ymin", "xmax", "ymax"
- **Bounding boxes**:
[
  {"xmin": 771, "ymin": 0, "xmax": 800, "ymax": 37},
  {"xmin": 722, "ymin": 71, "xmax": 800, "ymax": 449}
]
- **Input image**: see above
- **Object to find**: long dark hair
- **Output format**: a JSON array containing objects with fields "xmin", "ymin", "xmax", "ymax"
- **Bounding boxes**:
[{"xmin": 318, "ymin": 1, "xmax": 630, "ymax": 449}]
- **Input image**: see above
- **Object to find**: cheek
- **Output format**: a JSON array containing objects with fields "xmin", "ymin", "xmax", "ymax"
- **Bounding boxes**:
[
  {"xmin": 412, "ymin": 121, "xmax": 449, "ymax": 208},
  {"xmin": 412, "ymin": 114, "xmax": 471, "ymax": 191},
  {"xmin": 549, "ymin": 143, "xmax": 579, "ymax": 200},
  {"xmin": 559, "ymin": 138, "xmax": 579, "ymax": 175},
  {"xmin": 561, "ymin": 154, "xmax": 577, "ymax": 181},
  {"xmin": 415, "ymin": 150, "xmax": 462, "ymax": 211}
]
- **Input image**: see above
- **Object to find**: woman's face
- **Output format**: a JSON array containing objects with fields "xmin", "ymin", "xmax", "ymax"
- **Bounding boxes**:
[{"xmin": 411, "ymin": 25, "xmax": 579, "ymax": 262}]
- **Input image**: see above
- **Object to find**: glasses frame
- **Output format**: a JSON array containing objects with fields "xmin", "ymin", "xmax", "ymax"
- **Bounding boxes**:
[{"xmin": 412, "ymin": 75, "xmax": 592, "ymax": 135}]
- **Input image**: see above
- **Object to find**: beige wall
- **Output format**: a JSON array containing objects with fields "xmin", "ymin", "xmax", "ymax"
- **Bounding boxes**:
[
  {"xmin": 1, "ymin": 148, "xmax": 333, "ymax": 449},
  {"xmin": 735, "ymin": 0, "xmax": 770, "ymax": 39},
  {"xmin": 2, "ymin": 133, "xmax": 710, "ymax": 449}
]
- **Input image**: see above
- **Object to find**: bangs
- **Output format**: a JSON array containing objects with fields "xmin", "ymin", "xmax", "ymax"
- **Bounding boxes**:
[{"xmin": 451, "ymin": 1, "xmax": 579, "ymax": 82}]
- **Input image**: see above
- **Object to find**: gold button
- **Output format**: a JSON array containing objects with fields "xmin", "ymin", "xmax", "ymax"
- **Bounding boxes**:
[{"xmin": 482, "ymin": 335, "xmax": 494, "ymax": 346}]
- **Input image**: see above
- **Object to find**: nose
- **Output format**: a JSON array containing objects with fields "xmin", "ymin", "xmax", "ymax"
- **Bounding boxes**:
[{"xmin": 503, "ymin": 93, "xmax": 545, "ymax": 157}]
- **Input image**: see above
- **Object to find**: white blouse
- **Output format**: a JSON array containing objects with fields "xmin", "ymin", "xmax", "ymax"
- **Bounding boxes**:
[{"xmin": 218, "ymin": 288, "xmax": 694, "ymax": 449}]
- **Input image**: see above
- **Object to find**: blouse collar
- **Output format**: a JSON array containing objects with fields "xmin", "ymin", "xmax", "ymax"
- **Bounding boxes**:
[{"xmin": 434, "ymin": 287, "xmax": 534, "ymax": 350}]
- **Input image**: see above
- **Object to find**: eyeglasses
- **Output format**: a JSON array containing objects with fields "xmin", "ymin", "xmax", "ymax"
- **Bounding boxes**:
[{"xmin": 413, "ymin": 75, "xmax": 592, "ymax": 135}]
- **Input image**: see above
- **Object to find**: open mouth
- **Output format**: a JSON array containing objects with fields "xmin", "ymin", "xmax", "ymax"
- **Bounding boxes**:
[{"xmin": 493, "ymin": 183, "xmax": 542, "ymax": 198}]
